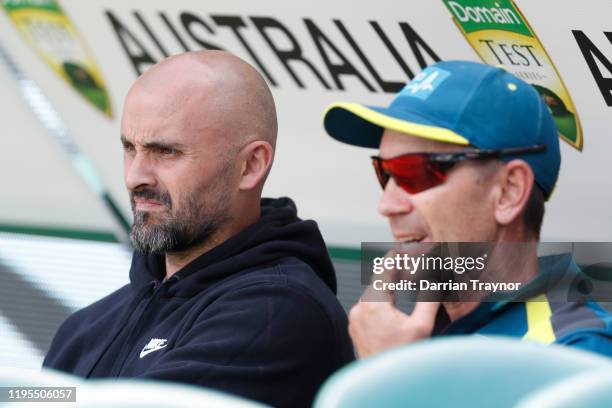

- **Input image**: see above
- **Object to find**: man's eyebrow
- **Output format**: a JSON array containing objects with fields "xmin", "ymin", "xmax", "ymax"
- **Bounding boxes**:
[
  {"xmin": 141, "ymin": 141, "xmax": 186, "ymax": 151},
  {"xmin": 119, "ymin": 135, "xmax": 185, "ymax": 150}
]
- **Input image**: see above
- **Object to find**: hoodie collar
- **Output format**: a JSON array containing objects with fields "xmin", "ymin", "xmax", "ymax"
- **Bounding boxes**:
[
  {"xmin": 437, "ymin": 253, "xmax": 583, "ymax": 334},
  {"xmin": 129, "ymin": 197, "xmax": 337, "ymax": 297}
]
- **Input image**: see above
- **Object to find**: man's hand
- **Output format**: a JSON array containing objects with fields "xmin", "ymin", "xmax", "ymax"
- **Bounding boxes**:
[
  {"xmin": 348, "ymin": 300, "xmax": 440, "ymax": 359},
  {"xmin": 349, "ymin": 246, "xmax": 440, "ymax": 359}
]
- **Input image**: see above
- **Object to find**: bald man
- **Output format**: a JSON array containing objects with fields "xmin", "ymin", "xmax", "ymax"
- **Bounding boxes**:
[{"xmin": 43, "ymin": 51, "xmax": 354, "ymax": 407}]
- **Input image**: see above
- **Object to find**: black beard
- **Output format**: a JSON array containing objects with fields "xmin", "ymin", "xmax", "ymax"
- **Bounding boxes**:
[{"xmin": 129, "ymin": 182, "xmax": 230, "ymax": 254}]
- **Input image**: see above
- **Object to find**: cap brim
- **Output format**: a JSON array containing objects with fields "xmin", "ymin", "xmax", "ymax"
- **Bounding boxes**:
[{"xmin": 323, "ymin": 102, "xmax": 470, "ymax": 148}]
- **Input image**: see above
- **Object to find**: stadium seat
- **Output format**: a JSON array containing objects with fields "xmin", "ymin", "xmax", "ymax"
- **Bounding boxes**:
[
  {"xmin": 313, "ymin": 336, "xmax": 611, "ymax": 408},
  {"xmin": 515, "ymin": 370, "xmax": 612, "ymax": 408}
]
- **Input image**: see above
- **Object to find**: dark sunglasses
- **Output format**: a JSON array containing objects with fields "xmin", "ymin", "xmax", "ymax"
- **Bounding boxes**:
[{"xmin": 371, "ymin": 145, "xmax": 546, "ymax": 195}]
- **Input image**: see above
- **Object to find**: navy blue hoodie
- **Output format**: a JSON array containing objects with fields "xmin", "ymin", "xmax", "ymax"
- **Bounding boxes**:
[{"xmin": 43, "ymin": 198, "xmax": 354, "ymax": 407}]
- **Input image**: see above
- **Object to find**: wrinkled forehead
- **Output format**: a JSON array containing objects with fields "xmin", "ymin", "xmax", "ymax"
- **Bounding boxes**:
[
  {"xmin": 121, "ymin": 84, "xmax": 224, "ymax": 148},
  {"xmin": 379, "ymin": 129, "xmax": 466, "ymax": 157}
]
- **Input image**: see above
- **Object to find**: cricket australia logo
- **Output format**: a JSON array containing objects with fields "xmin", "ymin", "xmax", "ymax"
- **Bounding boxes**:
[
  {"xmin": 139, "ymin": 338, "xmax": 168, "ymax": 358},
  {"xmin": 402, "ymin": 68, "xmax": 451, "ymax": 100}
]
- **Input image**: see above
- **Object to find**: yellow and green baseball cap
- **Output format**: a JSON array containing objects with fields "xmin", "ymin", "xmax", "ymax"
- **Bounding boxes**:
[{"xmin": 323, "ymin": 60, "xmax": 561, "ymax": 199}]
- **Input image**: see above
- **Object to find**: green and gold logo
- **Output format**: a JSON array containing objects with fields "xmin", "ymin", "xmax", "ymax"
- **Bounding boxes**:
[
  {"xmin": 2, "ymin": 0, "xmax": 112, "ymax": 117},
  {"xmin": 442, "ymin": 0, "xmax": 583, "ymax": 151}
]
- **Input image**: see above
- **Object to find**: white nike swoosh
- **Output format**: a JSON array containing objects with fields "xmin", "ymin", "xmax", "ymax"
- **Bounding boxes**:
[{"xmin": 139, "ymin": 344, "xmax": 168, "ymax": 358}]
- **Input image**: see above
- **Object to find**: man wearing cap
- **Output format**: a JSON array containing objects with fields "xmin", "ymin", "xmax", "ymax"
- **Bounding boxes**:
[{"xmin": 323, "ymin": 60, "xmax": 612, "ymax": 358}]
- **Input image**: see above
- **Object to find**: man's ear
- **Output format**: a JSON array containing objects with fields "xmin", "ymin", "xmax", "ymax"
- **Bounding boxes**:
[
  {"xmin": 494, "ymin": 159, "xmax": 534, "ymax": 226},
  {"xmin": 238, "ymin": 141, "xmax": 274, "ymax": 191}
]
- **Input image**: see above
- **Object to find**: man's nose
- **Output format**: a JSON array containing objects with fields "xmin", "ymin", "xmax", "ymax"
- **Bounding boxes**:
[
  {"xmin": 125, "ymin": 153, "xmax": 157, "ymax": 191},
  {"xmin": 378, "ymin": 178, "xmax": 414, "ymax": 217}
]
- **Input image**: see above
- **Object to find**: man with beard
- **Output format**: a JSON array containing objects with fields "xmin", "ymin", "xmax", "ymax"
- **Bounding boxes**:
[{"xmin": 43, "ymin": 50, "xmax": 354, "ymax": 407}]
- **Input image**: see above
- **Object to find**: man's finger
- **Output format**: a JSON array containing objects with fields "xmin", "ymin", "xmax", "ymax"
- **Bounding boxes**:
[
  {"xmin": 364, "ymin": 250, "xmax": 399, "ymax": 303},
  {"xmin": 410, "ymin": 301, "xmax": 440, "ymax": 330}
]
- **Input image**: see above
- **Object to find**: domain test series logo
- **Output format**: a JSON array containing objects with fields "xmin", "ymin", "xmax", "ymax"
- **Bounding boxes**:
[
  {"xmin": 2, "ymin": 0, "xmax": 113, "ymax": 117},
  {"xmin": 443, "ymin": 0, "xmax": 583, "ymax": 151}
]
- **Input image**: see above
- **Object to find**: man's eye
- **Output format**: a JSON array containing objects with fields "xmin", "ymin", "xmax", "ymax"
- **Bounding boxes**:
[
  {"xmin": 123, "ymin": 143, "xmax": 135, "ymax": 152},
  {"xmin": 157, "ymin": 147, "xmax": 177, "ymax": 155}
]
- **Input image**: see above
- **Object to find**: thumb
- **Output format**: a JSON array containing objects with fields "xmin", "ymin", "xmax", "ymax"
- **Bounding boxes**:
[{"xmin": 410, "ymin": 301, "xmax": 440, "ymax": 330}]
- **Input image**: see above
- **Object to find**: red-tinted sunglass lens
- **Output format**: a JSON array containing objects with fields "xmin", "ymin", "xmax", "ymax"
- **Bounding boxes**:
[
  {"xmin": 372, "ymin": 158, "xmax": 390, "ymax": 189},
  {"xmin": 381, "ymin": 155, "xmax": 448, "ymax": 194}
]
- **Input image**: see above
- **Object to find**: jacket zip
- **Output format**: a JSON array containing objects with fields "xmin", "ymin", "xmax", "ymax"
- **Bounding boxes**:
[
  {"xmin": 84, "ymin": 280, "xmax": 156, "ymax": 377},
  {"xmin": 108, "ymin": 276, "xmax": 178, "ymax": 377}
]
